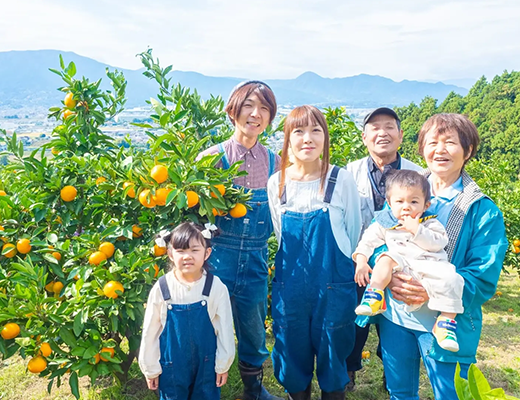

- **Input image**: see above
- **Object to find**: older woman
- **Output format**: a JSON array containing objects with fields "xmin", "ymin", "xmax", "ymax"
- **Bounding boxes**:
[{"xmin": 379, "ymin": 114, "xmax": 508, "ymax": 399}]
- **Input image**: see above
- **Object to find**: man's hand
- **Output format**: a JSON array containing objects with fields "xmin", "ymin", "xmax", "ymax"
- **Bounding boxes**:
[
  {"xmin": 399, "ymin": 214, "xmax": 420, "ymax": 235},
  {"xmin": 216, "ymin": 372, "xmax": 228, "ymax": 387},
  {"xmin": 388, "ymin": 273, "xmax": 428, "ymax": 305},
  {"xmin": 146, "ymin": 377, "xmax": 159, "ymax": 390}
]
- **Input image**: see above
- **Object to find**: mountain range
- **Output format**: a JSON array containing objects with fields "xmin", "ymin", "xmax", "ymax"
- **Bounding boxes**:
[{"xmin": 0, "ymin": 50, "xmax": 468, "ymax": 109}]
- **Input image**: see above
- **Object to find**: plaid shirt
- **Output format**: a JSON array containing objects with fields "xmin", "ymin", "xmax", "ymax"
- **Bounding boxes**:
[{"xmin": 200, "ymin": 137, "xmax": 280, "ymax": 189}]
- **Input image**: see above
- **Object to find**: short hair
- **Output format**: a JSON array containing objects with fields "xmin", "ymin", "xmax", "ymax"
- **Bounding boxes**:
[
  {"xmin": 225, "ymin": 81, "xmax": 277, "ymax": 126},
  {"xmin": 279, "ymin": 105, "xmax": 330, "ymax": 197},
  {"xmin": 418, "ymin": 113, "xmax": 480, "ymax": 165},
  {"xmin": 385, "ymin": 169, "xmax": 431, "ymax": 202}
]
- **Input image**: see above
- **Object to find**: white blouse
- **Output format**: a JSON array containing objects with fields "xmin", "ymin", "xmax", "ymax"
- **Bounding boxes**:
[
  {"xmin": 268, "ymin": 167, "xmax": 362, "ymax": 258},
  {"xmin": 138, "ymin": 271, "xmax": 235, "ymax": 378}
]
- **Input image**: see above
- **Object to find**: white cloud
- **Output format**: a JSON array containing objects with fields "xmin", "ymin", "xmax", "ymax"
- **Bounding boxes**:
[{"xmin": 0, "ymin": 0, "xmax": 519, "ymax": 81}]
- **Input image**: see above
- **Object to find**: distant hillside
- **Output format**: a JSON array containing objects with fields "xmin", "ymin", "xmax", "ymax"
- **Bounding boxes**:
[{"xmin": 0, "ymin": 50, "xmax": 467, "ymax": 109}]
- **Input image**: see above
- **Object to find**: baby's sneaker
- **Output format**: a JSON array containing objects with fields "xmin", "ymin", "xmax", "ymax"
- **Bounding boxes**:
[
  {"xmin": 433, "ymin": 316, "xmax": 459, "ymax": 352},
  {"xmin": 355, "ymin": 288, "xmax": 386, "ymax": 316}
]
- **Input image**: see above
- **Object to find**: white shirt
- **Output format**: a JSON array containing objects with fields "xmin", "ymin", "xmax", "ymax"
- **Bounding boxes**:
[
  {"xmin": 138, "ymin": 271, "xmax": 235, "ymax": 378},
  {"xmin": 268, "ymin": 167, "xmax": 362, "ymax": 257}
]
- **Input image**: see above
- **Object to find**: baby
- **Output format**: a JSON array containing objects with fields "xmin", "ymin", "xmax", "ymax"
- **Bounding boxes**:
[{"xmin": 353, "ymin": 169, "xmax": 464, "ymax": 352}]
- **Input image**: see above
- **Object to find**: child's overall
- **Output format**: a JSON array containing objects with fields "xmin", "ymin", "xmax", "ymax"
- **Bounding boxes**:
[
  {"xmin": 271, "ymin": 166, "xmax": 357, "ymax": 393},
  {"xmin": 210, "ymin": 143, "xmax": 275, "ymax": 367},
  {"xmin": 158, "ymin": 273, "xmax": 218, "ymax": 400}
]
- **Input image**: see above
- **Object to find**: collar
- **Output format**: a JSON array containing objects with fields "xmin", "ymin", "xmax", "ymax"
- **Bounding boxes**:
[
  {"xmin": 231, "ymin": 136, "xmax": 262, "ymax": 160},
  {"xmin": 428, "ymin": 175, "xmax": 463, "ymax": 200},
  {"xmin": 368, "ymin": 153, "xmax": 401, "ymax": 173},
  {"xmin": 375, "ymin": 208, "xmax": 437, "ymax": 229}
]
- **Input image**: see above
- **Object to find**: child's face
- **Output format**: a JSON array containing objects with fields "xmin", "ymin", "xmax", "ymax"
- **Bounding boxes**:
[
  {"xmin": 168, "ymin": 238, "xmax": 211, "ymax": 277},
  {"xmin": 387, "ymin": 185, "xmax": 430, "ymax": 221},
  {"xmin": 289, "ymin": 124, "xmax": 325, "ymax": 164}
]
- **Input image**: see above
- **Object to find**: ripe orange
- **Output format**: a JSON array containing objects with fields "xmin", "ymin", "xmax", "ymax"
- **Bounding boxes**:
[
  {"xmin": 53, "ymin": 281, "xmax": 64, "ymax": 295},
  {"xmin": 0, "ymin": 225, "xmax": 4, "ymax": 231},
  {"xmin": 150, "ymin": 165, "xmax": 168, "ymax": 184},
  {"xmin": 362, "ymin": 350, "xmax": 371, "ymax": 359},
  {"xmin": 99, "ymin": 242, "xmax": 115, "ymax": 258},
  {"xmin": 154, "ymin": 244, "xmax": 167, "ymax": 257},
  {"xmin": 38, "ymin": 343, "xmax": 52, "ymax": 357},
  {"xmin": 100, "ymin": 347, "xmax": 115, "ymax": 362},
  {"xmin": 0, "ymin": 190, "xmax": 6, "ymax": 196},
  {"xmin": 514, "ymin": 239, "xmax": 520, "ymax": 247},
  {"xmin": 145, "ymin": 264, "xmax": 160, "ymax": 278},
  {"xmin": 229, "ymin": 203, "xmax": 247, "ymax": 218},
  {"xmin": 132, "ymin": 225, "xmax": 143, "ymax": 238},
  {"xmin": 62, "ymin": 109, "xmax": 74, "ymax": 119},
  {"xmin": 27, "ymin": 356, "xmax": 47, "ymax": 373},
  {"xmin": 60, "ymin": 185, "xmax": 77, "ymax": 202},
  {"xmin": 89, "ymin": 251, "xmax": 107, "ymax": 266},
  {"xmin": 154, "ymin": 187, "xmax": 172, "ymax": 206},
  {"xmin": 64, "ymin": 92, "xmax": 76, "ymax": 109},
  {"xmin": 103, "ymin": 281, "xmax": 124, "ymax": 299},
  {"xmin": 210, "ymin": 184, "xmax": 226, "ymax": 198},
  {"xmin": 212, "ymin": 208, "xmax": 227, "ymax": 217},
  {"xmin": 513, "ymin": 246, "xmax": 520, "ymax": 254},
  {"xmin": 1, "ymin": 322, "xmax": 20, "ymax": 340},
  {"xmin": 95, "ymin": 177, "xmax": 107, "ymax": 185},
  {"xmin": 186, "ymin": 191, "xmax": 199, "ymax": 208},
  {"xmin": 16, "ymin": 238, "xmax": 32, "ymax": 254},
  {"xmin": 91, "ymin": 353, "xmax": 101, "ymax": 364},
  {"xmin": 2, "ymin": 243, "xmax": 17, "ymax": 258},
  {"xmin": 123, "ymin": 182, "xmax": 136, "ymax": 198},
  {"xmin": 51, "ymin": 147, "xmax": 60, "ymax": 156},
  {"xmin": 52, "ymin": 251, "xmax": 62, "ymax": 261},
  {"xmin": 139, "ymin": 189, "xmax": 157, "ymax": 208},
  {"xmin": 45, "ymin": 281, "xmax": 55, "ymax": 292}
]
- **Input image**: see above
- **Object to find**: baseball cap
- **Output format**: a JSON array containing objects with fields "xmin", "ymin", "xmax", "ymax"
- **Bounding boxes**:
[{"xmin": 363, "ymin": 107, "xmax": 400, "ymax": 128}]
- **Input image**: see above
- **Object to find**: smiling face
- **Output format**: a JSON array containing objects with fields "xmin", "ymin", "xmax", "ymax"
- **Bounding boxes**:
[
  {"xmin": 233, "ymin": 94, "xmax": 271, "ymax": 142},
  {"xmin": 388, "ymin": 185, "xmax": 430, "ymax": 221},
  {"xmin": 422, "ymin": 127, "xmax": 470, "ymax": 178},
  {"xmin": 362, "ymin": 114, "xmax": 403, "ymax": 161},
  {"xmin": 289, "ymin": 124, "xmax": 325, "ymax": 164},
  {"xmin": 168, "ymin": 237, "xmax": 211, "ymax": 279}
]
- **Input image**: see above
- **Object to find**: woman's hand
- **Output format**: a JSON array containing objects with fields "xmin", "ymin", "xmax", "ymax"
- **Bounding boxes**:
[
  {"xmin": 216, "ymin": 372, "xmax": 228, "ymax": 387},
  {"xmin": 354, "ymin": 261, "xmax": 372, "ymax": 287},
  {"xmin": 389, "ymin": 273, "xmax": 429, "ymax": 305},
  {"xmin": 146, "ymin": 377, "xmax": 159, "ymax": 390}
]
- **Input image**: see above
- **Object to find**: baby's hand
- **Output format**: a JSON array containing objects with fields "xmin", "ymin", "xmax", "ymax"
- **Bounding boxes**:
[
  {"xmin": 146, "ymin": 377, "xmax": 159, "ymax": 390},
  {"xmin": 399, "ymin": 215, "xmax": 420, "ymax": 234},
  {"xmin": 354, "ymin": 261, "xmax": 372, "ymax": 287},
  {"xmin": 216, "ymin": 372, "xmax": 228, "ymax": 387}
]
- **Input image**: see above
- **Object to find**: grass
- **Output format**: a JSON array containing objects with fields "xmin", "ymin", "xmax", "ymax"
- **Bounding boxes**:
[{"xmin": 1, "ymin": 273, "xmax": 519, "ymax": 400}]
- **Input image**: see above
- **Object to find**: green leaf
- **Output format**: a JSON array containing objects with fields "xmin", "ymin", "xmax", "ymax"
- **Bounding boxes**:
[
  {"xmin": 468, "ymin": 364, "xmax": 492, "ymax": 400},
  {"xmin": 83, "ymin": 345, "xmax": 99, "ymax": 359},
  {"xmin": 69, "ymin": 372, "xmax": 80, "ymax": 399},
  {"xmin": 455, "ymin": 362, "xmax": 472, "ymax": 400},
  {"xmin": 59, "ymin": 327, "xmax": 77, "ymax": 347},
  {"xmin": 73, "ymin": 311, "xmax": 84, "ymax": 337}
]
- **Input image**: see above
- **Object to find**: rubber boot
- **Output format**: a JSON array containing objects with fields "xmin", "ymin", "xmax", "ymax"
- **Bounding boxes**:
[
  {"xmin": 238, "ymin": 360, "xmax": 284, "ymax": 400},
  {"xmin": 321, "ymin": 389, "xmax": 345, "ymax": 400},
  {"xmin": 288, "ymin": 383, "xmax": 312, "ymax": 400}
]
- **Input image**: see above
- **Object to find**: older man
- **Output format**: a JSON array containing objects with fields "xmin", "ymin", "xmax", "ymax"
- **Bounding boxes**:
[{"xmin": 345, "ymin": 107, "xmax": 422, "ymax": 391}]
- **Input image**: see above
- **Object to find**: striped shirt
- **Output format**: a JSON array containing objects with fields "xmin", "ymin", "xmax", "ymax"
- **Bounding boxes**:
[{"xmin": 200, "ymin": 137, "xmax": 281, "ymax": 189}]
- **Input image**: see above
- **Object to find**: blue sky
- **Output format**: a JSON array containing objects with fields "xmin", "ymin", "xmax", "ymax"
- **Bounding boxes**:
[{"xmin": 1, "ymin": 0, "xmax": 519, "ymax": 82}]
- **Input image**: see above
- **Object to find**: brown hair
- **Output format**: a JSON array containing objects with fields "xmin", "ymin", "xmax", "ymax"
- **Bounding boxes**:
[
  {"xmin": 279, "ymin": 105, "xmax": 330, "ymax": 198},
  {"xmin": 225, "ymin": 81, "xmax": 277, "ymax": 126},
  {"xmin": 418, "ymin": 113, "xmax": 480, "ymax": 166},
  {"xmin": 385, "ymin": 169, "xmax": 431, "ymax": 202}
]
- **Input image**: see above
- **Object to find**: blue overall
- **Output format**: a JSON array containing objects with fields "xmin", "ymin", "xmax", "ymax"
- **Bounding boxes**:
[
  {"xmin": 158, "ymin": 273, "xmax": 219, "ymax": 400},
  {"xmin": 271, "ymin": 166, "xmax": 357, "ymax": 393},
  {"xmin": 209, "ymin": 143, "xmax": 275, "ymax": 367}
]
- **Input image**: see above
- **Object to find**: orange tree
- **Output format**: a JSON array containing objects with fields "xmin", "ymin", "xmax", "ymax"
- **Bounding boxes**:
[{"xmin": 0, "ymin": 54, "xmax": 251, "ymax": 398}]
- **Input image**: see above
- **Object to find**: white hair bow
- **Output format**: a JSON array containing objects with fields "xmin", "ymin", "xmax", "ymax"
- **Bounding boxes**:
[
  {"xmin": 201, "ymin": 223, "xmax": 217, "ymax": 239},
  {"xmin": 155, "ymin": 229, "xmax": 170, "ymax": 248}
]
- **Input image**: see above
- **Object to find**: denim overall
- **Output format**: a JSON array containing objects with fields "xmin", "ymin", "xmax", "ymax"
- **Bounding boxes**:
[
  {"xmin": 271, "ymin": 166, "xmax": 357, "ymax": 393},
  {"xmin": 158, "ymin": 273, "xmax": 219, "ymax": 400},
  {"xmin": 209, "ymin": 143, "xmax": 275, "ymax": 367}
]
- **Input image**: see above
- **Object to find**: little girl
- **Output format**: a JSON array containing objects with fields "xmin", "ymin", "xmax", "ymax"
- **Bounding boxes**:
[
  {"xmin": 353, "ymin": 170, "xmax": 465, "ymax": 352},
  {"xmin": 139, "ymin": 222, "xmax": 235, "ymax": 400},
  {"xmin": 267, "ymin": 105, "xmax": 361, "ymax": 400}
]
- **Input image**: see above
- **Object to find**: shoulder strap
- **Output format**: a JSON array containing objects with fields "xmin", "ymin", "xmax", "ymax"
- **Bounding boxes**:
[
  {"xmin": 267, "ymin": 149, "xmax": 276, "ymax": 177},
  {"xmin": 323, "ymin": 166, "xmax": 340, "ymax": 204},
  {"xmin": 218, "ymin": 143, "xmax": 230, "ymax": 170},
  {"xmin": 202, "ymin": 272, "xmax": 214, "ymax": 297},
  {"xmin": 158, "ymin": 275, "xmax": 171, "ymax": 301}
]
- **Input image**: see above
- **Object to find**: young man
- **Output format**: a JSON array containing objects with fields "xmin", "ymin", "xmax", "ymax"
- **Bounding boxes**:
[
  {"xmin": 345, "ymin": 107, "xmax": 422, "ymax": 391},
  {"xmin": 199, "ymin": 81, "xmax": 282, "ymax": 400}
]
